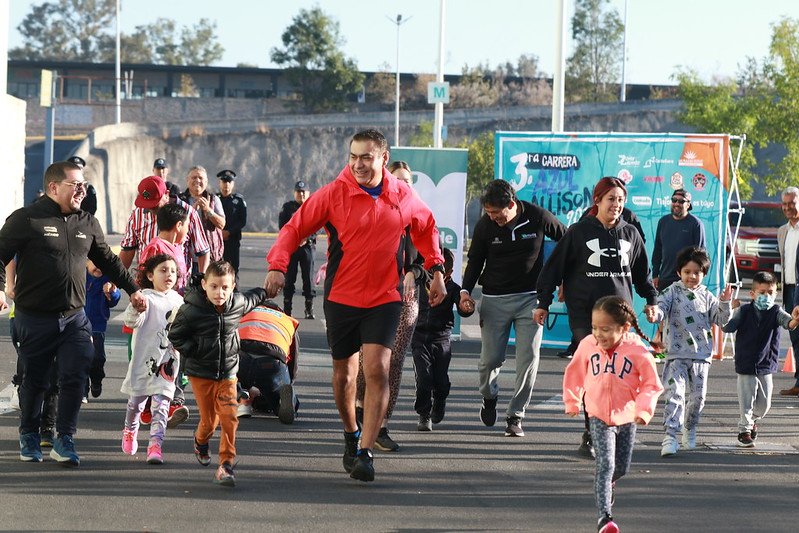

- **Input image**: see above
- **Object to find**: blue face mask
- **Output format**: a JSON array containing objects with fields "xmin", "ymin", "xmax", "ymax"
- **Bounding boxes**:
[{"xmin": 753, "ymin": 294, "xmax": 775, "ymax": 311}]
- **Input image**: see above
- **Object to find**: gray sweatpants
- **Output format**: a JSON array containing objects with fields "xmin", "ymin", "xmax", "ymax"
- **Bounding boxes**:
[
  {"xmin": 736, "ymin": 373, "xmax": 773, "ymax": 433},
  {"xmin": 477, "ymin": 293, "xmax": 541, "ymax": 419},
  {"xmin": 661, "ymin": 358, "xmax": 709, "ymax": 437}
]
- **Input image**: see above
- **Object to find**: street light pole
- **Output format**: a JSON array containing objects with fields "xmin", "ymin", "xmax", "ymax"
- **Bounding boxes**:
[
  {"xmin": 620, "ymin": 0, "xmax": 628, "ymax": 102},
  {"xmin": 433, "ymin": 0, "xmax": 446, "ymax": 148},
  {"xmin": 115, "ymin": 0, "xmax": 121, "ymax": 124},
  {"xmin": 387, "ymin": 14, "xmax": 411, "ymax": 147}
]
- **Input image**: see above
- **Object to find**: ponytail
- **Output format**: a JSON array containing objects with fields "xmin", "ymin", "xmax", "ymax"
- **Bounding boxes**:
[{"xmin": 593, "ymin": 295, "xmax": 652, "ymax": 345}]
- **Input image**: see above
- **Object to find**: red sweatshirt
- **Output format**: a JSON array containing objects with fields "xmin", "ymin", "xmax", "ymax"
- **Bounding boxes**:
[
  {"xmin": 563, "ymin": 332, "xmax": 663, "ymax": 426},
  {"xmin": 266, "ymin": 165, "xmax": 444, "ymax": 308}
]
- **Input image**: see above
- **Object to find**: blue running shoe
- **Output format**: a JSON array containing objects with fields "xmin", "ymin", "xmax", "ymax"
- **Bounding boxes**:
[
  {"xmin": 50, "ymin": 434, "xmax": 80, "ymax": 467},
  {"xmin": 19, "ymin": 432, "xmax": 42, "ymax": 462}
]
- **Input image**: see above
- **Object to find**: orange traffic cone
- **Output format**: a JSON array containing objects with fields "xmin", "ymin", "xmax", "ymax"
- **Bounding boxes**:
[
  {"xmin": 783, "ymin": 347, "xmax": 796, "ymax": 374},
  {"xmin": 712, "ymin": 324, "xmax": 724, "ymax": 361}
]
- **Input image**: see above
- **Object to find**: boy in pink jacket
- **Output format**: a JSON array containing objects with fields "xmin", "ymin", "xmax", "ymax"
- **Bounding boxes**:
[{"xmin": 563, "ymin": 295, "xmax": 664, "ymax": 533}]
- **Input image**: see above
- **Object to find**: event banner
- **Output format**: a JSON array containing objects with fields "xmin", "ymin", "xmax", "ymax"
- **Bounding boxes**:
[
  {"xmin": 495, "ymin": 132, "xmax": 730, "ymax": 348},
  {"xmin": 391, "ymin": 147, "xmax": 468, "ymax": 336}
]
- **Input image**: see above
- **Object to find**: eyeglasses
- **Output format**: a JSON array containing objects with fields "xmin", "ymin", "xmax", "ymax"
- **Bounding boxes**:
[
  {"xmin": 59, "ymin": 180, "xmax": 89, "ymax": 191},
  {"xmin": 671, "ymin": 198, "xmax": 687, "ymax": 204}
]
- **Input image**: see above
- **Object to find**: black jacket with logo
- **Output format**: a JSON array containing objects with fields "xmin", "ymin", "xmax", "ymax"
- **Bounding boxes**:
[
  {"xmin": 0, "ymin": 196, "xmax": 137, "ymax": 313},
  {"xmin": 168, "ymin": 285, "xmax": 267, "ymax": 380},
  {"xmin": 462, "ymin": 200, "xmax": 566, "ymax": 296},
  {"xmin": 536, "ymin": 215, "xmax": 657, "ymax": 318}
]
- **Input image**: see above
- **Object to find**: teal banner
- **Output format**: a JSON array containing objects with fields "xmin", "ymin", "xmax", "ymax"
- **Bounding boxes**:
[
  {"xmin": 495, "ymin": 132, "xmax": 730, "ymax": 348},
  {"xmin": 391, "ymin": 147, "xmax": 468, "ymax": 337}
]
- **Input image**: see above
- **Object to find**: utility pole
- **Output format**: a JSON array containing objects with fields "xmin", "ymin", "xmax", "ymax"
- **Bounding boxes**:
[
  {"xmin": 433, "ymin": 0, "xmax": 446, "ymax": 148},
  {"xmin": 115, "ymin": 0, "xmax": 121, "ymax": 124},
  {"xmin": 387, "ymin": 14, "xmax": 411, "ymax": 147}
]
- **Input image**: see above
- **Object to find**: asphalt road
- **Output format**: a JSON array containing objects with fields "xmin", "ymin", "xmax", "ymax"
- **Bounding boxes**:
[{"xmin": 1, "ymin": 235, "xmax": 798, "ymax": 532}]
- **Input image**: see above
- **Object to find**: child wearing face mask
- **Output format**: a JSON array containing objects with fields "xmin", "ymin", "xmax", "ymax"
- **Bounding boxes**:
[{"xmin": 722, "ymin": 271, "xmax": 799, "ymax": 447}]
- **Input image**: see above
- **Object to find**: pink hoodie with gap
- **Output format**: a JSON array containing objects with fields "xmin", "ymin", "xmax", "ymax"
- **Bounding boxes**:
[{"xmin": 563, "ymin": 332, "xmax": 663, "ymax": 426}]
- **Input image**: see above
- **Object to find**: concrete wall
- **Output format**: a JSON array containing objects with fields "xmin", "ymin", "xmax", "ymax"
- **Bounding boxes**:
[
  {"xmin": 73, "ymin": 99, "xmax": 687, "ymax": 234},
  {"xmin": 0, "ymin": 94, "xmax": 27, "ymax": 222}
]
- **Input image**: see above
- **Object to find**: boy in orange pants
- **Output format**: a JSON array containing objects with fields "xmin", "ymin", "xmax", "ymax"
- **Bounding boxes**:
[{"xmin": 168, "ymin": 260, "xmax": 267, "ymax": 487}]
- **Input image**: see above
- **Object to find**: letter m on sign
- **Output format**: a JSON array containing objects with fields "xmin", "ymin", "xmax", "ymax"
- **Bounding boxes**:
[{"xmin": 427, "ymin": 82, "xmax": 450, "ymax": 104}]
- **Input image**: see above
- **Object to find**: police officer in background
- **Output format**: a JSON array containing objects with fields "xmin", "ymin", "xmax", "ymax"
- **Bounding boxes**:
[
  {"xmin": 278, "ymin": 180, "xmax": 316, "ymax": 319},
  {"xmin": 217, "ymin": 169, "xmax": 247, "ymax": 272},
  {"xmin": 67, "ymin": 156, "xmax": 97, "ymax": 215}
]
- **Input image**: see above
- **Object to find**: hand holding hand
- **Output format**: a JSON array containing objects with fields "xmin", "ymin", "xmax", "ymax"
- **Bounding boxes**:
[
  {"xmin": 129, "ymin": 290, "xmax": 147, "ymax": 312},
  {"xmin": 644, "ymin": 304, "xmax": 657, "ymax": 323},
  {"xmin": 264, "ymin": 271, "xmax": 285, "ymax": 299},
  {"xmin": 428, "ymin": 272, "xmax": 447, "ymax": 306},
  {"xmin": 533, "ymin": 308, "xmax": 547, "ymax": 326},
  {"xmin": 459, "ymin": 292, "xmax": 475, "ymax": 314}
]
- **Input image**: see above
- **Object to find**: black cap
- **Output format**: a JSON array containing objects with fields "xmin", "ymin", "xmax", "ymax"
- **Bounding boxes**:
[
  {"xmin": 153, "ymin": 158, "xmax": 167, "ymax": 169},
  {"xmin": 294, "ymin": 180, "xmax": 309, "ymax": 192},
  {"xmin": 217, "ymin": 169, "xmax": 236, "ymax": 181},
  {"xmin": 67, "ymin": 156, "xmax": 86, "ymax": 168}
]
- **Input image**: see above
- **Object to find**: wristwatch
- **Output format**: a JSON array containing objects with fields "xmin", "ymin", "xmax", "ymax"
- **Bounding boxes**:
[{"xmin": 429, "ymin": 263, "xmax": 445, "ymax": 275}]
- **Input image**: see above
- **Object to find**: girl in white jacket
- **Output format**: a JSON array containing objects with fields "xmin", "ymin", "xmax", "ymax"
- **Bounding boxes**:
[{"xmin": 120, "ymin": 253, "xmax": 184, "ymax": 464}]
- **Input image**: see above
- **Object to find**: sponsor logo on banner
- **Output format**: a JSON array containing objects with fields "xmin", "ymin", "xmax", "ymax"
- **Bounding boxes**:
[
  {"xmin": 670, "ymin": 172, "xmax": 684, "ymax": 190},
  {"xmin": 632, "ymin": 196, "xmax": 652, "ymax": 207},
  {"xmin": 643, "ymin": 157, "xmax": 674, "ymax": 168},
  {"xmin": 438, "ymin": 226, "xmax": 458, "ymax": 248},
  {"xmin": 679, "ymin": 150, "xmax": 704, "ymax": 167},
  {"xmin": 692, "ymin": 173, "xmax": 707, "ymax": 191},
  {"xmin": 617, "ymin": 169, "xmax": 633, "ymax": 184},
  {"xmin": 643, "ymin": 175, "xmax": 664, "ymax": 183},
  {"xmin": 617, "ymin": 155, "xmax": 640, "ymax": 167}
]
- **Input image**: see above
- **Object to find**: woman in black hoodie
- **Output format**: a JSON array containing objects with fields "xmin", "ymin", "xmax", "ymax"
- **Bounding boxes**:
[{"xmin": 534, "ymin": 176, "xmax": 658, "ymax": 456}]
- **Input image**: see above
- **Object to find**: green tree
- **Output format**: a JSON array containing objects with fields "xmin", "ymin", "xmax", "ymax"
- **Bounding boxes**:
[
  {"xmin": 10, "ymin": 0, "xmax": 115, "ymax": 61},
  {"xmin": 676, "ymin": 17, "xmax": 799, "ymax": 197},
  {"xmin": 270, "ymin": 7, "xmax": 364, "ymax": 113},
  {"xmin": 11, "ymin": 2, "xmax": 223, "ymax": 66},
  {"xmin": 458, "ymin": 132, "xmax": 496, "ymax": 205},
  {"xmin": 365, "ymin": 63, "xmax": 396, "ymax": 105},
  {"xmin": 566, "ymin": 0, "xmax": 624, "ymax": 103},
  {"xmin": 120, "ymin": 18, "xmax": 223, "ymax": 65}
]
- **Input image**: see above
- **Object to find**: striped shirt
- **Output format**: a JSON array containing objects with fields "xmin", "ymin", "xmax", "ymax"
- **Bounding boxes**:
[{"xmin": 120, "ymin": 196, "xmax": 210, "ymax": 268}]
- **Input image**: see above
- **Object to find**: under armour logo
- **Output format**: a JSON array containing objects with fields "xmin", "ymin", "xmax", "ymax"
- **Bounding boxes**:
[{"xmin": 586, "ymin": 238, "xmax": 632, "ymax": 268}]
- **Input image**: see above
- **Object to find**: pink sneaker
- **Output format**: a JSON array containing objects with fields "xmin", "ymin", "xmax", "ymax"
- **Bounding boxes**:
[
  {"xmin": 146, "ymin": 442, "xmax": 163, "ymax": 465},
  {"xmin": 121, "ymin": 428, "xmax": 138, "ymax": 455}
]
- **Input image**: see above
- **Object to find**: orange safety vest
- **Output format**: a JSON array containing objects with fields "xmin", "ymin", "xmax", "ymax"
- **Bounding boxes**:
[{"xmin": 238, "ymin": 306, "xmax": 298, "ymax": 359}]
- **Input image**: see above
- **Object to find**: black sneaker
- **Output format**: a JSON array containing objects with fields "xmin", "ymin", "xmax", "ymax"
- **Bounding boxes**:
[
  {"xmin": 350, "ymin": 449, "xmax": 375, "ymax": 482},
  {"xmin": 751, "ymin": 424, "xmax": 758, "ymax": 441},
  {"xmin": 578, "ymin": 430, "xmax": 596, "ymax": 459},
  {"xmin": 374, "ymin": 427, "xmax": 400, "ymax": 452},
  {"xmin": 417, "ymin": 415, "xmax": 432, "ymax": 431},
  {"xmin": 480, "ymin": 397, "xmax": 497, "ymax": 426},
  {"xmin": 90, "ymin": 381, "xmax": 102, "ymax": 398},
  {"xmin": 278, "ymin": 383, "xmax": 295, "ymax": 425},
  {"xmin": 39, "ymin": 428, "xmax": 55, "ymax": 448},
  {"xmin": 556, "ymin": 349, "xmax": 573, "ymax": 359},
  {"xmin": 194, "ymin": 439, "xmax": 211, "ymax": 466},
  {"xmin": 431, "ymin": 397, "xmax": 446, "ymax": 424},
  {"xmin": 597, "ymin": 513, "xmax": 619, "ymax": 533},
  {"xmin": 505, "ymin": 416, "xmax": 524, "ymax": 437},
  {"xmin": 737, "ymin": 431, "xmax": 755, "ymax": 448},
  {"xmin": 343, "ymin": 430, "xmax": 360, "ymax": 473}
]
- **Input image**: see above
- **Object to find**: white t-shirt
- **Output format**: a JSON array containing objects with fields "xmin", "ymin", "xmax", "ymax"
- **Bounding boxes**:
[{"xmin": 784, "ymin": 223, "xmax": 799, "ymax": 285}]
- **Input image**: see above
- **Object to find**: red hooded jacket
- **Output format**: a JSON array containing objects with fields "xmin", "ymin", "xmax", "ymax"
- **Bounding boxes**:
[{"xmin": 267, "ymin": 165, "xmax": 444, "ymax": 308}]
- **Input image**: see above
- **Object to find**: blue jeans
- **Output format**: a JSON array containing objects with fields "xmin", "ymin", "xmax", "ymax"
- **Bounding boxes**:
[
  {"xmin": 15, "ymin": 309, "xmax": 94, "ymax": 436},
  {"xmin": 238, "ymin": 353, "xmax": 293, "ymax": 414},
  {"xmin": 477, "ymin": 293, "xmax": 542, "ymax": 419}
]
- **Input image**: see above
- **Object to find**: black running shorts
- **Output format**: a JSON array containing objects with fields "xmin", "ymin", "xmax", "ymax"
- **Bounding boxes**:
[{"xmin": 323, "ymin": 300, "xmax": 403, "ymax": 360}]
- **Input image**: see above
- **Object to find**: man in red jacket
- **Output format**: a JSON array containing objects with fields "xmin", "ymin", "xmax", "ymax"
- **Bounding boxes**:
[{"xmin": 264, "ymin": 129, "xmax": 446, "ymax": 482}]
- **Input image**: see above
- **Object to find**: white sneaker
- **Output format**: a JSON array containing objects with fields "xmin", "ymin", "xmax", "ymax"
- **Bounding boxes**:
[
  {"xmin": 681, "ymin": 427, "xmax": 697, "ymax": 450},
  {"xmin": 236, "ymin": 400, "xmax": 253, "ymax": 419},
  {"xmin": 9, "ymin": 386, "xmax": 20, "ymax": 411},
  {"xmin": 661, "ymin": 435, "xmax": 679, "ymax": 457}
]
